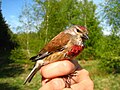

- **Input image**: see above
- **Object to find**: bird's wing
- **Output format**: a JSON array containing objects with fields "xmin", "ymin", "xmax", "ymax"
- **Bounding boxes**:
[
  {"xmin": 39, "ymin": 32, "xmax": 72, "ymax": 54},
  {"xmin": 30, "ymin": 32, "xmax": 72, "ymax": 61}
]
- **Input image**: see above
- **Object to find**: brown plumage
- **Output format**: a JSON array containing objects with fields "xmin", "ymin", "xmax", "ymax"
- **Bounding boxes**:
[{"xmin": 40, "ymin": 32, "xmax": 72, "ymax": 54}]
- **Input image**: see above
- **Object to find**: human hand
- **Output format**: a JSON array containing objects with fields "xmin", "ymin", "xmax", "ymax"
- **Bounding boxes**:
[{"xmin": 39, "ymin": 60, "xmax": 94, "ymax": 90}]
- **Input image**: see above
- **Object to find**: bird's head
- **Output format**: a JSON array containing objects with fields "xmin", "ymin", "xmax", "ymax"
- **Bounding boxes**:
[
  {"xmin": 65, "ymin": 25, "xmax": 89, "ymax": 40},
  {"xmin": 74, "ymin": 25, "xmax": 89, "ymax": 40},
  {"xmin": 65, "ymin": 25, "xmax": 89, "ymax": 46}
]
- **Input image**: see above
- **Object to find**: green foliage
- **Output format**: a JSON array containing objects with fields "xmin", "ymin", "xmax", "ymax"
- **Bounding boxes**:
[
  {"xmin": 14, "ymin": 0, "xmax": 103, "ymax": 63},
  {"xmin": 102, "ymin": 0, "xmax": 120, "ymax": 34},
  {"xmin": 101, "ymin": 55, "xmax": 120, "ymax": 74},
  {"xmin": 9, "ymin": 32, "xmax": 44, "ymax": 62},
  {"xmin": 8, "ymin": 0, "xmax": 120, "ymax": 74},
  {"xmin": 100, "ymin": 55, "xmax": 120, "ymax": 73},
  {"xmin": 10, "ymin": 48, "xmax": 30, "ymax": 62},
  {"xmin": 65, "ymin": 0, "xmax": 103, "ymax": 60},
  {"xmin": 35, "ymin": 0, "xmax": 103, "ymax": 60},
  {"xmin": 36, "ymin": 0, "xmax": 76, "ymax": 42},
  {"xmin": 97, "ymin": 0, "xmax": 120, "ymax": 73},
  {"xmin": 28, "ymin": 32, "xmax": 45, "ymax": 54},
  {"xmin": 99, "ymin": 35, "xmax": 120, "ymax": 73}
]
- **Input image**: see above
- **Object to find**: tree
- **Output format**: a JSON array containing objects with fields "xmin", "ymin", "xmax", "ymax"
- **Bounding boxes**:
[
  {"xmin": 17, "ymin": 1, "xmax": 35, "ymax": 56},
  {"xmin": 0, "ymin": 1, "xmax": 17, "ymax": 54},
  {"xmin": 102, "ymin": 0, "xmax": 120, "ymax": 35},
  {"xmin": 10, "ymin": 1, "xmax": 36, "ymax": 62},
  {"xmin": 74, "ymin": 0, "xmax": 103, "ymax": 59},
  {"xmin": 99, "ymin": 0, "xmax": 120, "ymax": 73},
  {"xmin": 33, "ymin": 0, "xmax": 103, "ymax": 60}
]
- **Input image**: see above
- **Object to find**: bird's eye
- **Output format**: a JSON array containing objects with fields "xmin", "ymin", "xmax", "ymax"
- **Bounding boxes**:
[{"xmin": 76, "ymin": 29, "xmax": 81, "ymax": 32}]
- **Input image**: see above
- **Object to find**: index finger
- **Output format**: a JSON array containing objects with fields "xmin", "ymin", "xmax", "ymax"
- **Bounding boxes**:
[{"xmin": 40, "ymin": 60, "xmax": 77, "ymax": 79}]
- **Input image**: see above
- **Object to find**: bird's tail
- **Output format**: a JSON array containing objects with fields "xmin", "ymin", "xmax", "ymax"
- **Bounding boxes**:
[
  {"xmin": 30, "ymin": 55, "xmax": 38, "ymax": 62},
  {"xmin": 23, "ymin": 65, "xmax": 42, "ymax": 85},
  {"xmin": 30, "ymin": 52, "xmax": 51, "ymax": 62}
]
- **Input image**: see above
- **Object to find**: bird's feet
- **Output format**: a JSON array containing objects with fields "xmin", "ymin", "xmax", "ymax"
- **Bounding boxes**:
[{"xmin": 62, "ymin": 71, "xmax": 78, "ymax": 88}]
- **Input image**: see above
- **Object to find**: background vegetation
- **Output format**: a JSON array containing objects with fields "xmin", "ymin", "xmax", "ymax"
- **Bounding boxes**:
[{"xmin": 0, "ymin": 0, "xmax": 120, "ymax": 90}]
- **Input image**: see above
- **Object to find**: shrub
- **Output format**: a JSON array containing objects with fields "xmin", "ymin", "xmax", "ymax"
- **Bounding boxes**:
[
  {"xmin": 100, "ymin": 52, "xmax": 120, "ymax": 73},
  {"xmin": 10, "ymin": 48, "xmax": 30, "ymax": 63}
]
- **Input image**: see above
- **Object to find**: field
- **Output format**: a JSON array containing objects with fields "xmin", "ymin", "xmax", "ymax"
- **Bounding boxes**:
[{"xmin": 0, "ymin": 58, "xmax": 120, "ymax": 90}]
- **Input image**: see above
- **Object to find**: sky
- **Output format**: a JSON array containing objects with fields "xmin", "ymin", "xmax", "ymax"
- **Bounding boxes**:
[
  {"xmin": 1, "ymin": 0, "xmax": 109, "ymax": 34},
  {"xmin": 1, "ymin": 0, "xmax": 33, "ymax": 32}
]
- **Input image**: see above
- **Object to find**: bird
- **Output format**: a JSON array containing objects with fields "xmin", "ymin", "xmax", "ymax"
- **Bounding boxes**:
[{"xmin": 24, "ymin": 25, "xmax": 89, "ymax": 84}]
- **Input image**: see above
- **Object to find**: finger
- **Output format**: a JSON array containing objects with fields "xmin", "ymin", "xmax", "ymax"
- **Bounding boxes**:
[
  {"xmin": 65, "ymin": 69, "xmax": 90, "ymax": 84},
  {"xmin": 67, "ymin": 69, "xmax": 94, "ymax": 89},
  {"xmin": 71, "ymin": 79, "xmax": 94, "ymax": 90},
  {"xmin": 40, "ymin": 60, "xmax": 76, "ymax": 78},
  {"xmin": 63, "ymin": 88, "xmax": 72, "ymax": 90},
  {"xmin": 61, "ymin": 69, "xmax": 92, "ymax": 85},
  {"xmin": 72, "ymin": 69, "xmax": 91, "ymax": 83},
  {"xmin": 41, "ymin": 76, "xmax": 50, "ymax": 85},
  {"xmin": 39, "ymin": 78, "xmax": 65, "ymax": 90}
]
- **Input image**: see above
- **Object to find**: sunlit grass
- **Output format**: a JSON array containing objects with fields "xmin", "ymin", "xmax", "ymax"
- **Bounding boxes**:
[
  {"xmin": 80, "ymin": 60, "xmax": 120, "ymax": 90},
  {"xmin": 0, "ymin": 60, "xmax": 120, "ymax": 90}
]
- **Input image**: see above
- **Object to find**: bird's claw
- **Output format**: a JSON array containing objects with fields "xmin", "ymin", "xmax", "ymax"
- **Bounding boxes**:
[{"xmin": 62, "ymin": 71, "xmax": 78, "ymax": 88}]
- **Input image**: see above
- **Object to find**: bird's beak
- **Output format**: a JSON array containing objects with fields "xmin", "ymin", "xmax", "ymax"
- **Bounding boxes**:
[{"xmin": 82, "ymin": 34, "xmax": 89, "ymax": 40}]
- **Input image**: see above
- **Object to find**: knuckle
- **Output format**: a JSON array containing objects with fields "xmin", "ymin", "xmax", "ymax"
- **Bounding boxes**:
[
  {"xmin": 61, "ymin": 61, "xmax": 75, "ymax": 73},
  {"xmin": 51, "ymin": 78, "xmax": 65, "ymax": 89},
  {"xmin": 82, "ymin": 69, "xmax": 89, "ymax": 76}
]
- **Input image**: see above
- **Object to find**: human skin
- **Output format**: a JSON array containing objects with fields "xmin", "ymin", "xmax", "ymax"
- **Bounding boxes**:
[{"xmin": 39, "ymin": 60, "xmax": 94, "ymax": 90}]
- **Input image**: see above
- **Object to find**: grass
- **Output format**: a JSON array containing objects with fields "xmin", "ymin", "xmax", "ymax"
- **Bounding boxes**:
[
  {"xmin": 0, "ymin": 58, "xmax": 120, "ymax": 90},
  {"xmin": 80, "ymin": 60, "xmax": 120, "ymax": 90},
  {"xmin": 0, "ymin": 62, "xmax": 42, "ymax": 90}
]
